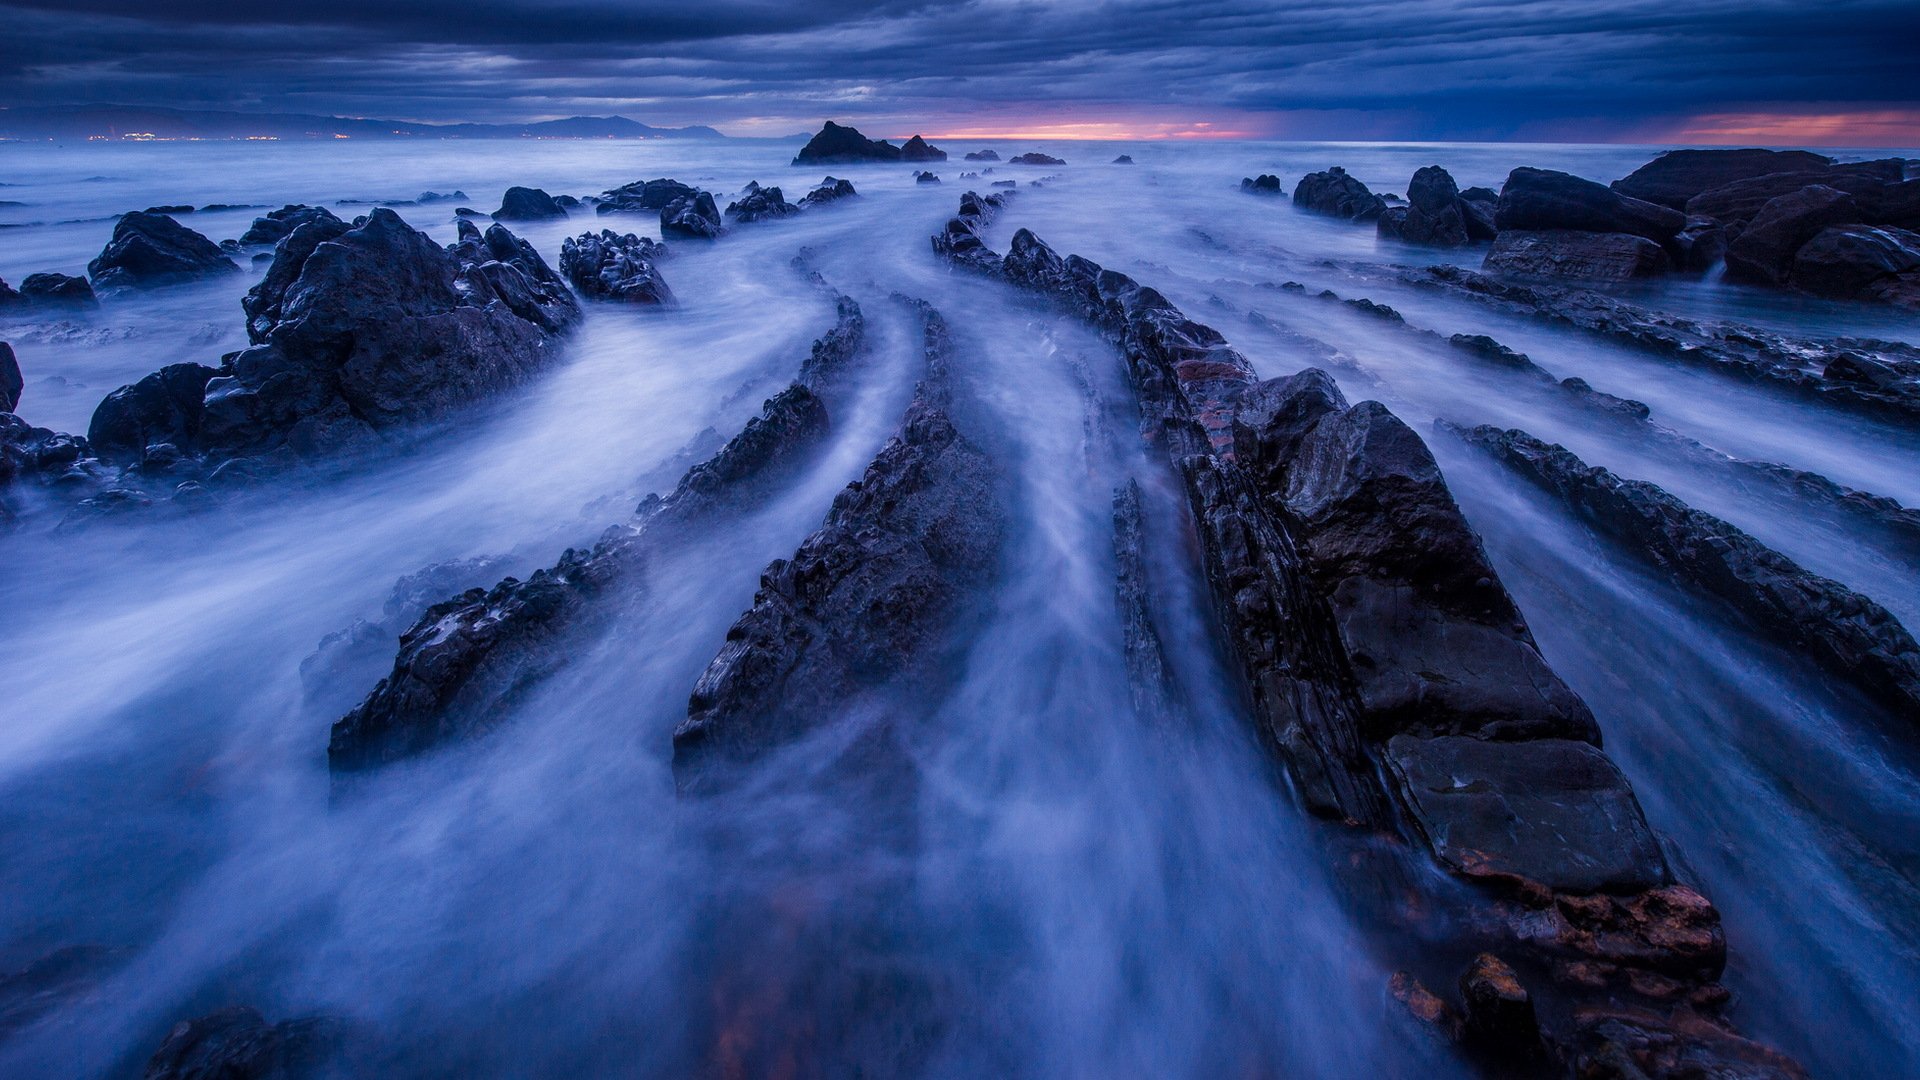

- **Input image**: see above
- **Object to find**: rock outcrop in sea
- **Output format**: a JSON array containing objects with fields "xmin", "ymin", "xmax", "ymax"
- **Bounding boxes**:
[{"xmin": 88, "ymin": 211, "xmax": 238, "ymax": 290}]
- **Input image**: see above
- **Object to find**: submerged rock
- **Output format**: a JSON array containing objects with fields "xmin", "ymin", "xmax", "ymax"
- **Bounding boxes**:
[
  {"xmin": 1112, "ymin": 154, "xmax": 1135, "ymax": 165},
  {"xmin": 88, "ymin": 212, "xmax": 238, "ymax": 290},
  {"xmin": 914, "ymin": 170, "xmax": 940, "ymax": 185},
  {"xmin": 238, "ymin": 204, "xmax": 344, "ymax": 246},
  {"xmin": 143, "ymin": 1005, "xmax": 342, "ymax": 1080},
  {"xmin": 792, "ymin": 121, "xmax": 903, "ymax": 165},
  {"xmin": 1294, "ymin": 166, "xmax": 1386, "ymax": 221},
  {"xmin": 1241, "ymin": 174, "xmax": 1284, "ymax": 196},
  {"xmin": 1611, "ymin": 148, "xmax": 1834, "ymax": 210},
  {"xmin": 559, "ymin": 230, "xmax": 674, "ymax": 305},
  {"xmin": 963, "ymin": 150, "xmax": 999, "ymax": 162},
  {"xmin": 1458, "ymin": 424, "xmax": 1920, "ymax": 721},
  {"xmin": 1484, "ymin": 229, "xmax": 1671, "ymax": 279},
  {"xmin": 659, "ymin": 191, "xmax": 724, "ymax": 240},
  {"xmin": 1010, "ymin": 152, "xmax": 1065, "ymax": 166},
  {"xmin": 492, "ymin": 186, "xmax": 568, "ymax": 221}
]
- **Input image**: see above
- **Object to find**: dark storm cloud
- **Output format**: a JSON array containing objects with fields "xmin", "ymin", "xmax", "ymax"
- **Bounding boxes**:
[{"xmin": 1, "ymin": 0, "xmax": 1916, "ymax": 138}]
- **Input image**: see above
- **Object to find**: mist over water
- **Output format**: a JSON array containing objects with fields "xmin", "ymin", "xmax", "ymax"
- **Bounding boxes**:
[{"xmin": 1, "ymin": 137, "xmax": 1916, "ymax": 1077}]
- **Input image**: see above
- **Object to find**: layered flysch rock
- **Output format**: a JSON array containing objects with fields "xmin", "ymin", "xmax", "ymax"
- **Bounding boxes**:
[
  {"xmin": 1457, "ymin": 425, "xmax": 1920, "ymax": 722},
  {"xmin": 559, "ymin": 230, "xmax": 674, "ymax": 306},
  {"xmin": 1293, "ymin": 166, "xmax": 1386, "ymax": 221},
  {"xmin": 88, "ymin": 211, "xmax": 238, "ymax": 290},
  {"xmin": 673, "ymin": 300, "xmax": 1000, "ymax": 790},
  {"xmin": 329, "ymin": 288, "xmax": 868, "ymax": 774},
  {"xmin": 933, "ymin": 192, "xmax": 1800, "ymax": 1078}
]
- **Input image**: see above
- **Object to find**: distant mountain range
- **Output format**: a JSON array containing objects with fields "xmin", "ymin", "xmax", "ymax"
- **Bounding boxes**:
[{"xmin": 0, "ymin": 105, "xmax": 729, "ymax": 141}]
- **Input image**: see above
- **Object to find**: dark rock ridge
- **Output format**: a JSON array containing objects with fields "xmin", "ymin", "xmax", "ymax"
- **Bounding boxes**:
[
  {"xmin": 1112, "ymin": 155, "xmax": 1134, "ymax": 165},
  {"xmin": 1407, "ymin": 265, "xmax": 1920, "ymax": 423},
  {"xmin": 88, "ymin": 212, "xmax": 238, "ymax": 290},
  {"xmin": 1794, "ymin": 225, "xmax": 1920, "ymax": 306},
  {"xmin": 724, "ymin": 181, "xmax": 800, "ymax": 224},
  {"xmin": 914, "ymin": 170, "xmax": 940, "ymax": 184},
  {"xmin": 1010, "ymin": 152, "xmax": 1065, "ymax": 166},
  {"xmin": 1611, "ymin": 148, "xmax": 1834, "ymax": 210},
  {"xmin": 492, "ymin": 186, "xmax": 568, "ymax": 221},
  {"xmin": 1723, "ymin": 185, "xmax": 1859, "ymax": 283},
  {"xmin": 1685, "ymin": 159, "xmax": 1908, "ymax": 228},
  {"xmin": 238, "ymin": 204, "xmax": 343, "ymax": 247},
  {"xmin": 659, "ymin": 190, "xmax": 724, "ymax": 240},
  {"xmin": 799, "ymin": 177, "xmax": 858, "ymax": 208},
  {"xmin": 899, "ymin": 134, "xmax": 947, "ymax": 161},
  {"xmin": 1241, "ymin": 174, "xmax": 1283, "ymax": 196},
  {"xmin": 1112, "ymin": 479, "xmax": 1178, "ymax": 726},
  {"xmin": 1457, "ymin": 425, "xmax": 1920, "ymax": 721},
  {"xmin": 329, "ymin": 287, "xmax": 868, "ymax": 773},
  {"xmin": 963, "ymin": 150, "xmax": 999, "ymax": 162},
  {"xmin": 929, "ymin": 189, "xmax": 1011, "ymax": 276},
  {"xmin": 1484, "ymin": 230, "xmax": 1670, "ymax": 280},
  {"xmin": 143, "ymin": 1005, "xmax": 342, "ymax": 1080},
  {"xmin": 791, "ymin": 121, "xmax": 906, "ymax": 165},
  {"xmin": 0, "ymin": 342, "xmax": 19, "ymax": 413},
  {"xmin": 1493, "ymin": 168, "xmax": 1685, "ymax": 258},
  {"xmin": 674, "ymin": 301, "xmax": 999, "ymax": 789},
  {"xmin": 1376, "ymin": 165, "xmax": 1489, "ymax": 247},
  {"xmin": 1294, "ymin": 166, "xmax": 1386, "ymax": 221},
  {"xmin": 0, "ymin": 272, "xmax": 98, "ymax": 309},
  {"xmin": 595, "ymin": 178, "xmax": 693, "ymax": 214},
  {"xmin": 933, "ymin": 195, "xmax": 1797, "ymax": 1077},
  {"xmin": 559, "ymin": 230, "xmax": 674, "ymax": 306}
]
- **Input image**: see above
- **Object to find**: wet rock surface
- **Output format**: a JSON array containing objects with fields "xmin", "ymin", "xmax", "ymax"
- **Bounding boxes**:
[
  {"xmin": 798, "ymin": 177, "xmax": 858, "ymax": 207},
  {"xmin": 143, "ymin": 1006, "xmax": 342, "ymax": 1080},
  {"xmin": 725, "ymin": 181, "xmax": 801, "ymax": 224},
  {"xmin": 88, "ymin": 212, "xmax": 238, "ymax": 290},
  {"xmin": 238, "ymin": 204, "xmax": 344, "ymax": 247},
  {"xmin": 660, "ymin": 190, "xmax": 725, "ymax": 239},
  {"xmin": 1495, "ymin": 167, "xmax": 1686, "ymax": 248},
  {"xmin": 492, "ymin": 185, "xmax": 568, "ymax": 221},
  {"xmin": 1611, "ymin": 148, "xmax": 1834, "ymax": 210},
  {"xmin": 1294, "ymin": 166, "xmax": 1386, "ymax": 221},
  {"xmin": 1484, "ymin": 229, "xmax": 1671, "ymax": 279},
  {"xmin": 1112, "ymin": 478, "xmax": 1178, "ymax": 726},
  {"xmin": 330, "ymin": 288, "xmax": 868, "ymax": 773},
  {"xmin": 0, "ymin": 272, "xmax": 99, "ymax": 308},
  {"xmin": 1457, "ymin": 424, "xmax": 1920, "ymax": 722},
  {"xmin": 595, "ymin": 177, "xmax": 693, "ymax": 214},
  {"xmin": 559, "ymin": 230, "xmax": 674, "ymax": 305},
  {"xmin": 1241, "ymin": 174, "xmax": 1283, "ymax": 195},
  {"xmin": 1376, "ymin": 165, "xmax": 1475, "ymax": 247}
]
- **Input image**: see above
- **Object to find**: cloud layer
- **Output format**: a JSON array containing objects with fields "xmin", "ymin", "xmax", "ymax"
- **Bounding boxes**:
[{"xmin": 3, "ymin": 0, "xmax": 1917, "ymax": 141}]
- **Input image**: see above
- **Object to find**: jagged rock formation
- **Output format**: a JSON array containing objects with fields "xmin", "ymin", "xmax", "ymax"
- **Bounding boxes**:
[
  {"xmin": 1406, "ymin": 264, "xmax": 1920, "ymax": 423},
  {"xmin": 1111, "ymin": 479, "xmax": 1177, "ymax": 726},
  {"xmin": 0, "ymin": 272, "xmax": 98, "ymax": 308},
  {"xmin": 1241, "ymin": 174, "xmax": 1283, "ymax": 196},
  {"xmin": 798, "ymin": 177, "xmax": 857, "ymax": 208},
  {"xmin": 899, "ymin": 135, "xmax": 946, "ymax": 162},
  {"xmin": 559, "ymin": 230, "xmax": 674, "ymax": 305},
  {"xmin": 1377, "ymin": 165, "xmax": 1493, "ymax": 246},
  {"xmin": 88, "ymin": 212, "xmax": 238, "ymax": 290},
  {"xmin": 1294, "ymin": 166, "xmax": 1386, "ymax": 221},
  {"xmin": 963, "ymin": 150, "xmax": 999, "ymax": 162},
  {"xmin": 660, "ymin": 191, "xmax": 724, "ymax": 240},
  {"xmin": 674, "ymin": 301, "xmax": 999, "ymax": 789},
  {"xmin": 595, "ymin": 178, "xmax": 694, "ymax": 215},
  {"xmin": 238, "ymin": 204, "xmax": 343, "ymax": 246},
  {"xmin": 791, "ymin": 121, "xmax": 904, "ymax": 165},
  {"xmin": 914, "ymin": 170, "xmax": 940, "ymax": 185},
  {"xmin": 329, "ymin": 289, "xmax": 868, "ymax": 774},
  {"xmin": 0, "ymin": 342, "xmax": 19, "ymax": 413},
  {"xmin": 1456, "ymin": 425, "xmax": 1920, "ymax": 721},
  {"xmin": 725, "ymin": 181, "xmax": 801, "ymax": 224},
  {"xmin": 933, "ymin": 193, "xmax": 1801, "ymax": 1078},
  {"xmin": 143, "ymin": 1006, "xmax": 341, "ymax": 1080},
  {"xmin": 492, "ymin": 186, "xmax": 568, "ymax": 221}
]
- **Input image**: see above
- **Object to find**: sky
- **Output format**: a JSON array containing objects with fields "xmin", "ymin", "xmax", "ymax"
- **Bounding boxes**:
[{"xmin": 2, "ymin": 0, "xmax": 1918, "ymax": 144}]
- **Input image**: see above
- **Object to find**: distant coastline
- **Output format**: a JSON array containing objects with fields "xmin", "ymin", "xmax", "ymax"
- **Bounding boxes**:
[{"xmin": 0, "ymin": 104, "xmax": 733, "ymax": 142}]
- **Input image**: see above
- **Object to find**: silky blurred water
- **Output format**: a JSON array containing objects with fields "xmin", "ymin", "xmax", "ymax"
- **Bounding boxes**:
[{"xmin": 0, "ymin": 136, "xmax": 1916, "ymax": 1077}]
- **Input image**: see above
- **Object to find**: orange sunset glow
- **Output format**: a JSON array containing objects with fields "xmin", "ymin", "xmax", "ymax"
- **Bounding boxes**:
[
  {"xmin": 902, "ymin": 120, "xmax": 1259, "ymax": 141},
  {"xmin": 1658, "ymin": 108, "xmax": 1920, "ymax": 147}
]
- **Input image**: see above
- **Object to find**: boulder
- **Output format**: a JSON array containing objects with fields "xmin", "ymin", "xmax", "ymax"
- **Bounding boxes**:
[
  {"xmin": 143, "ymin": 1005, "xmax": 341, "ymax": 1080},
  {"xmin": 1010, "ymin": 152, "xmax": 1066, "ymax": 166},
  {"xmin": 1377, "ymin": 165, "xmax": 1471, "ymax": 246},
  {"xmin": 1484, "ymin": 230, "xmax": 1671, "ymax": 279},
  {"xmin": 238, "ymin": 204, "xmax": 344, "ymax": 246},
  {"xmin": 1457, "ymin": 954, "xmax": 1544, "ymax": 1058},
  {"xmin": 87, "ymin": 362, "xmax": 220, "ymax": 465},
  {"xmin": 963, "ymin": 150, "xmax": 1000, "ymax": 162},
  {"xmin": 1241, "ymin": 174, "xmax": 1284, "ymax": 195},
  {"xmin": 914, "ymin": 170, "xmax": 941, "ymax": 185},
  {"xmin": 0, "ymin": 342, "xmax": 18, "ymax": 413},
  {"xmin": 492, "ymin": 186, "xmax": 567, "ymax": 221},
  {"xmin": 724, "ymin": 181, "xmax": 800, "ymax": 223},
  {"xmin": 1112, "ymin": 155, "xmax": 1135, "ymax": 165},
  {"xmin": 1724, "ymin": 185, "xmax": 1860, "ymax": 284},
  {"xmin": 1293, "ymin": 167, "xmax": 1386, "ymax": 221},
  {"xmin": 1673, "ymin": 215, "xmax": 1729, "ymax": 272},
  {"xmin": 1789, "ymin": 225, "xmax": 1920, "ymax": 299},
  {"xmin": 659, "ymin": 191, "xmax": 724, "ymax": 240},
  {"xmin": 899, "ymin": 135, "xmax": 946, "ymax": 161},
  {"xmin": 18, "ymin": 272, "xmax": 98, "ymax": 307},
  {"xmin": 1611, "ymin": 148, "xmax": 1834, "ymax": 210},
  {"xmin": 1494, "ymin": 167, "xmax": 1685, "ymax": 245},
  {"xmin": 792, "ymin": 121, "xmax": 902, "ymax": 165},
  {"xmin": 1385, "ymin": 734, "xmax": 1671, "ymax": 892},
  {"xmin": 87, "ymin": 212, "xmax": 238, "ymax": 289},
  {"xmin": 558, "ymin": 230, "xmax": 675, "ymax": 305},
  {"xmin": 798, "ymin": 177, "xmax": 858, "ymax": 208},
  {"xmin": 596, "ymin": 178, "xmax": 694, "ymax": 214},
  {"xmin": 1684, "ymin": 159, "xmax": 1906, "ymax": 226}
]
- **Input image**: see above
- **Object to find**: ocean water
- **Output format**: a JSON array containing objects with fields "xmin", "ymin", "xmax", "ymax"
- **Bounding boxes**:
[{"xmin": 1, "ymin": 136, "xmax": 1916, "ymax": 1077}]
